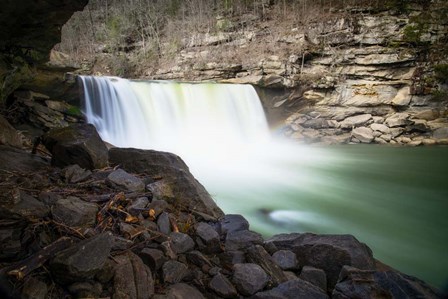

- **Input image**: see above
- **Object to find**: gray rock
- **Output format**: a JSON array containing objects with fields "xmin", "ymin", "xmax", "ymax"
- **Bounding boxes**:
[
  {"xmin": 170, "ymin": 232, "xmax": 195, "ymax": 254},
  {"xmin": 139, "ymin": 248, "xmax": 167, "ymax": 271},
  {"xmin": 186, "ymin": 250, "xmax": 213, "ymax": 269},
  {"xmin": 265, "ymin": 233, "xmax": 303, "ymax": 250},
  {"xmin": 195, "ymin": 222, "xmax": 221, "ymax": 253},
  {"xmin": 68, "ymin": 281, "xmax": 102, "ymax": 298},
  {"xmin": 162, "ymin": 260, "xmax": 188, "ymax": 283},
  {"xmin": 220, "ymin": 214, "xmax": 249, "ymax": 235},
  {"xmin": 272, "ymin": 250, "xmax": 298, "ymax": 270},
  {"xmin": 42, "ymin": 124, "xmax": 108, "ymax": 170},
  {"xmin": 340, "ymin": 114, "xmax": 372, "ymax": 129},
  {"xmin": 0, "ymin": 220, "xmax": 27, "ymax": 260},
  {"xmin": 159, "ymin": 283, "xmax": 205, "ymax": 299},
  {"xmin": 433, "ymin": 127, "xmax": 448, "ymax": 139},
  {"xmin": 225, "ymin": 230, "xmax": 263, "ymax": 251},
  {"xmin": 0, "ymin": 115, "xmax": 23, "ymax": 148},
  {"xmin": 160, "ymin": 241, "xmax": 177, "ymax": 260},
  {"xmin": 292, "ymin": 233, "xmax": 375, "ymax": 290},
  {"xmin": 209, "ymin": 273, "xmax": 238, "ymax": 298},
  {"xmin": 127, "ymin": 197, "xmax": 150, "ymax": 216},
  {"xmin": 38, "ymin": 191, "xmax": 61, "ymax": 206},
  {"xmin": 62, "ymin": 164, "xmax": 92, "ymax": 183},
  {"xmin": 95, "ymin": 258, "xmax": 115, "ymax": 284},
  {"xmin": 251, "ymin": 278, "xmax": 329, "ymax": 299},
  {"xmin": 50, "ymin": 232, "xmax": 112, "ymax": 284},
  {"xmin": 247, "ymin": 245, "xmax": 288, "ymax": 286},
  {"xmin": 157, "ymin": 212, "xmax": 172, "ymax": 235},
  {"xmin": 299, "ymin": 266, "xmax": 327, "ymax": 292},
  {"xmin": 351, "ymin": 127, "xmax": 374, "ymax": 143},
  {"xmin": 21, "ymin": 277, "xmax": 47, "ymax": 299},
  {"xmin": 0, "ymin": 145, "xmax": 49, "ymax": 172},
  {"xmin": 52, "ymin": 197, "xmax": 98, "ymax": 227},
  {"xmin": 219, "ymin": 250, "xmax": 246, "ymax": 269},
  {"xmin": 332, "ymin": 266, "xmax": 442, "ymax": 299},
  {"xmin": 385, "ymin": 113, "xmax": 411, "ymax": 127},
  {"xmin": 233, "ymin": 263, "xmax": 269, "ymax": 296},
  {"xmin": 370, "ymin": 123, "xmax": 390, "ymax": 134},
  {"xmin": 106, "ymin": 169, "xmax": 145, "ymax": 192},
  {"xmin": 109, "ymin": 148, "xmax": 223, "ymax": 219},
  {"xmin": 147, "ymin": 199, "xmax": 169, "ymax": 218},
  {"xmin": 113, "ymin": 251, "xmax": 155, "ymax": 299},
  {"xmin": 390, "ymin": 127, "xmax": 404, "ymax": 138},
  {"xmin": 3, "ymin": 190, "xmax": 49, "ymax": 219}
]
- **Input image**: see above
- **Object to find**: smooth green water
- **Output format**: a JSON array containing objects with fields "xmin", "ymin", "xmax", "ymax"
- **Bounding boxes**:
[{"xmin": 203, "ymin": 145, "xmax": 448, "ymax": 289}]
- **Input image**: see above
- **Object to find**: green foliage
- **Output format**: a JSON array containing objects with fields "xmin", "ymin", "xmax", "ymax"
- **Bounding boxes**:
[
  {"xmin": 402, "ymin": 24, "xmax": 425, "ymax": 44},
  {"xmin": 434, "ymin": 64, "xmax": 448, "ymax": 84},
  {"xmin": 431, "ymin": 89, "xmax": 448, "ymax": 102}
]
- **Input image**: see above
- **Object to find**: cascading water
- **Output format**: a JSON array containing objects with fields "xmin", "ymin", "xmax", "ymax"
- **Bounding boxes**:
[{"xmin": 80, "ymin": 76, "xmax": 448, "ymax": 289}]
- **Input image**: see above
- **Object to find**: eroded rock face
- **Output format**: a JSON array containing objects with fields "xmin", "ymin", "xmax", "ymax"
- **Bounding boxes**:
[{"xmin": 0, "ymin": 0, "xmax": 88, "ymax": 102}]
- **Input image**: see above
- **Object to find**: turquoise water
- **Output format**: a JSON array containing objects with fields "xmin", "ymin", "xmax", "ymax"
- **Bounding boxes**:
[{"xmin": 201, "ymin": 144, "xmax": 448, "ymax": 289}]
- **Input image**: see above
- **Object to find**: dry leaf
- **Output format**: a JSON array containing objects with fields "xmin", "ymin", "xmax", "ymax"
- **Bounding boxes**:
[
  {"xmin": 125, "ymin": 214, "xmax": 139, "ymax": 224},
  {"xmin": 149, "ymin": 209, "xmax": 156, "ymax": 221}
]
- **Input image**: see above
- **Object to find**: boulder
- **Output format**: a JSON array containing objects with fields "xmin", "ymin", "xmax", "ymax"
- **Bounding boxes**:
[
  {"xmin": 272, "ymin": 250, "xmax": 298, "ymax": 270},
  {"xmin": 157, "ymin": 283, "xmax": 205, "ymax": 299},
  {"xmin": 106, "ymin": 169, "xmax": 145, "ymax": 192},
  {"xmin": 292, "ymin": 233, "xmax": 375, "ymax": 289},
  {"xmin": 299, "ymin": 266, "xmax": 327, "ymax": 292},
  {"xmin": 68, "ymin": 281, "xmax": 102, "ymax": 298},
  {"xmin": 332, "ymin": 266, "xmax": 442, "ymax": 299},
  {"xmin": 109, "ymin": 148, "xmax": 223, "ymax": 219},
  {"xmin": 219, "ymin": 251, "xmax": 246, "ymax": 269},
  {"xmin": 50, "ymin": 232, "xmax": 112, "ymax": 284},
  {"xmin": 21, "ymin": 277, "xmax": 48, "ymax": 299},
  {"xmin": 0, "ymin": 145, "xmax": 49, "ymax": 172},
  {"xmin": 351, "ymin": 127, "xmax": 374, "ymax": 143},
  {"xmin": 219, "ymin": 214, "xmax": 250, "ymax": 235},
  {"xmin": 127, "ymin": 197, "xmax": 150, "ymax": 216},
  {"xmin": 370, "ymin": 123, "xmax": 390, "ymax": 134},
  {"xmin": 42, "ymin": 124, "xmax": 108, "ymax": 170},
  {"xmin": 170, "ymin": 232, "xmax": 195, "ymax": 254},
  {"xmin": 433, "ymin": 127, "xmax": 448, "ymax": 139},
  {"xmin": 391, "ymin": 87, "xmax": 411, "ymax": 106},
  {"xmin": 113, "ymin": 251, "xmax": 155, "ymax": 299},
  {"xmin": 232, "ymin": 263, "xmax": 269, "ymax": 296},
  {"xmin": 385, "ymin": 113, "xmax": 411, "ymax": 127},
  {"xmin": 139, "ymin": 248, "xmax": 167, "ymax": 271},
  {"xmin": 195, "ymin": 222, "xmax": 221, "ymax": 253},
  {"xmin": 51, "ymin": 197, "xmax": 98, "ymax": 227},
  {"xmin": 1, "ymin": 189, "xmax": 49, "ymax": 220},
  {"xmin": 162, "ymin": 260, "xmax": 188, "ymax": 283},
  {"xmin": 225, "ymin": 230, "xmax": 263, "ymax": 251},
  {"xmin": 0, "ymin": 115, "xmax": 23, "ymax": 148},
  {"xmin": 340, "ymin": 114, "xmax": 372, "ymax": 129},
  {"xmin": 251, "ymin": 279, "xmax": 329, "ymax": 299},
  {"xmin": 62, "ymin": 164, "xmax": 91, "ymax": 183},
  {"xmin": 209, "ymin": 273, "xmax": 238, "ymax": 298},
  {"xmin": 247, "ymin": 245, "xmax": 288, "ymax": 286}
]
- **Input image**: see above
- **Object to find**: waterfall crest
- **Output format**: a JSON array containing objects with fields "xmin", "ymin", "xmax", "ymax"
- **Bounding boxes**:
[{"xmin": 80, "ymin": 76, "xmax": 270, "ymax": 156}]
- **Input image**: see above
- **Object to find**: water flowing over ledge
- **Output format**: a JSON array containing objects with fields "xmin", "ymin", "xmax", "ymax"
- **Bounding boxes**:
[{"xmin": 80, "ymin": 76, "xmax": 448, "ymax": 288}]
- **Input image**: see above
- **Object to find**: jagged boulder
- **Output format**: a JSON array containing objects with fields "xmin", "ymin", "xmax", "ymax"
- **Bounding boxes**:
[
  {"xmin": 109, "ymin": 148, "xmax": 223, "ymax": 219},
  {"xmin": 42, "ymin": 124, "xmax": 108, "ymax": 170},
  {"xmin": 0, "ymin": 116, "xmax": 23, "ymax": 148}
]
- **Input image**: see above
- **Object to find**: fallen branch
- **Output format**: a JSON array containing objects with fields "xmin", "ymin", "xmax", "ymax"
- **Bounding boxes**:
[{"xmin": 3, "ymin": 237, "xmax": 73, "ymax": 280}]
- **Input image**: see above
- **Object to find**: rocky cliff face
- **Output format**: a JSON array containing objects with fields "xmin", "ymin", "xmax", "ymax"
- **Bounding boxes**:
[
  {"xmin": 0, "ymin": 0, "xmax": 88, "ymax": 103},
  {"xmin": 142, "ymin": 3, "xmax": 448, "ymax": 145}
]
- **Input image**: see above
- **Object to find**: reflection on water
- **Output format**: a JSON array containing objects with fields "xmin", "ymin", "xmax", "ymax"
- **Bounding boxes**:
[{"xmin": 198, "ymin": 144, "xmax": 448, "ymax": 289}]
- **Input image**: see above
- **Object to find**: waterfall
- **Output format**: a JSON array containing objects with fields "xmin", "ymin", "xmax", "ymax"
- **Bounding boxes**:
[
  {"xmin": 79, "ymin": 76, "xmax": 448, "ymax": 288},
  {"xmin": 80, "ymin": 76, "xmax": 270, "ymax": 154}
]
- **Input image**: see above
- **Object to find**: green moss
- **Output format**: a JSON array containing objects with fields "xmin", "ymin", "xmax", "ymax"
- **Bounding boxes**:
[
  {"xmin": 65, "ymin": 106, "xmax": 83, "ymax": 117},
  {"xmin": 431, "ymin": 89, "xmax": 448, "ymax": 102}
]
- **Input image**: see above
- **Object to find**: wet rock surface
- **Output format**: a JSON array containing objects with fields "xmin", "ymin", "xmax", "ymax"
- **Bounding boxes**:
[{"xmin": 0, "ymin": 125, "xmax": 444, "ymax": 299}]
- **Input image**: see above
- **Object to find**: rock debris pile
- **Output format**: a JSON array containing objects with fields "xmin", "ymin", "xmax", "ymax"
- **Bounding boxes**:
[{"xmin": 0, "ymin": 124, "xmax": 443, "ymax": 298}]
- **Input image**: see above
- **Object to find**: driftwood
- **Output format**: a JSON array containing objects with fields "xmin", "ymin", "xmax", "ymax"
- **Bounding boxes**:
[{"xmin": 3, "ymin": 236, "xmax": 74, "ymax": 280}]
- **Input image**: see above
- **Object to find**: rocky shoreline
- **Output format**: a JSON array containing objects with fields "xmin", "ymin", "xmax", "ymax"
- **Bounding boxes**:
[{"xmin": 0, "ymin": 123, "xmax": 444, "ymax": 298}]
